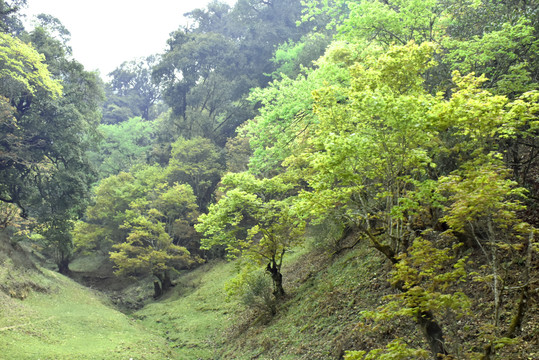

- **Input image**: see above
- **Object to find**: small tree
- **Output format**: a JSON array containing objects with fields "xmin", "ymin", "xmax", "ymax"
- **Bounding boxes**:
[
  {"xmin": 110, "ymin": 205, "xmax": 192, "ymax": 298},
  {"xmin": 439, "ymin": 156, "xmax": 530, "ymax": 328},
  {"xmin": 196, "ymin": 172, "xmax": 304, "ymax": 299}
]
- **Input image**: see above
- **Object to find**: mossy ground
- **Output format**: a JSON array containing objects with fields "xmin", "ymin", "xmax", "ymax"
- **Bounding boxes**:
[
  {"xmin": 217, "ymin": 242, "xmax": 408, "ymax": 360},
  {"xmin": 0, "ymin": 234, "xmax": 405, "ymax": 360}
]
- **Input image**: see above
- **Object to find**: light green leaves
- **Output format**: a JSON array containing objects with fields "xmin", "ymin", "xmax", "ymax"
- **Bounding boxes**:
[
  {"xmin": 0, "ymin": 32, "xmax": 62, "ymax": 99},
  {"xmin": 196, "ymin": 172, "xmax": 305, "ymax": 299}
]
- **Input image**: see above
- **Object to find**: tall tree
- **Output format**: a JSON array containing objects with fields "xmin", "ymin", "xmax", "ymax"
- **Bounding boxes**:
[
  {"xmin": 153, "ymin": 0, "xmax": 310, "ymax": 145},
  {"xmin": 6, "ymin": 22, "xmax": 104, "ymax": 273},
  {"xmin": 105, "ymin": 55, "xmax": 162, "ymax": 122},
  {"xmin": 0, "ymin": 33, "xmax": 62, "ymax": 207},
  {"xmin": 0, "ymin": 0, "xmax": 26, "ymax": 34}
]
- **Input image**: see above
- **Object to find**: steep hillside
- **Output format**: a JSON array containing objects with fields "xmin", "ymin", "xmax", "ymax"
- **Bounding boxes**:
[
  {"xmin": 129, "ymin": 240, "xmax": 418, "ymax": 359},
  {"xmin": 131, "ymin": 236, "xmax": 538, "ymax": 359},
  {"xmin": 0, "ymin": 234, "xmax": 174, "ymax": 360},
  {"xmin": 218, "ymin": 242, "xmax": 406, "ymax": 359},
  {"xmin": 1, "ymin": 231, "xmax": 537, "ymax": 359}
]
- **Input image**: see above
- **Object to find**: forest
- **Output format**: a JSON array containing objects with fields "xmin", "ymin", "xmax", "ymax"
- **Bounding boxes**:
[{"xmin": 0, "ymin": 0, "xmax": 538, "ymax": 359}]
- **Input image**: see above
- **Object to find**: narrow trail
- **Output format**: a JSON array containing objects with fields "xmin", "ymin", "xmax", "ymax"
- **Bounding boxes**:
[{"xmin": 0, "ymin": 316, "xmax": 55, "ymax": 331}]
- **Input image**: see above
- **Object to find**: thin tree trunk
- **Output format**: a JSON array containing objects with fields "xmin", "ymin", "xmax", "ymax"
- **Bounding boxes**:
[
  {"xmin": 153, "ymin": 270, "xmax": 173, "ymax": 298},
  {"xmin": 506, "ymin": 231, "xmax": 534, "ymax": 338},
  {"xmin": 58, "ymin": 258, "xmax": 70, "ymax": 274},
  {"xmin": 361, "ymin": 225, "xmax": 450, "ymax": 359},
  {"xmin": 153, "ymin": 280, "xmax": 162, "ymax": 299},
  {"xmin": 487, "ymin": 219, "xmax": 501, "ymax": 326},
  {"xmin": 57, "ymin": 251, "xmax": 70, "ymax": 275}
]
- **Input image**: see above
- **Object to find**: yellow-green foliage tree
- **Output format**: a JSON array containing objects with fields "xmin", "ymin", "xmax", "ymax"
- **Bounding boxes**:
[
  {"xmin": 76, "ymin": 164, "xmax": 201, "ymax": 297},
  {"xmin": 196, "ymin": 172, "xmax": 304, "ymax": 299},
  {"xmin": 73, "ymin": 172, "xmax": 142, "ymax": 253},
  {"xmin": 0, "ymin": 32, "xmax": 62, "ymax": 100},
  {"xmin": 110, "ymin": 205, "xmax": 192, "ymax": 298},
  {"xmin": 246, "ymin": 35, "xmax": 538, "ymax": 358}
]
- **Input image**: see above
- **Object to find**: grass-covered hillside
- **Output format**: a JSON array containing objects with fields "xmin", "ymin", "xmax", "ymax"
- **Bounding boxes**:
[
  {"xmin": 0, "ymin": 233, "xmax": 174, "ymax": 360},
  {"xmin": 0, "ymin": 230, "xmax": 396, "ymax": 360},
  {"xmin": 1, "ymin": 229, "xmax": 538, "ymax": 359},
  {"xmin": 130, "ymin": 245, "xmax": 390, "ymax": 359}
]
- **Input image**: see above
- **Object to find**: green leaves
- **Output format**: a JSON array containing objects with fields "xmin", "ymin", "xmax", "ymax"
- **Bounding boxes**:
[
  {"xmin": 110, "ymin": 205, "xmax": 191, "ymax": 278},
  {"xmin": 168, "ymin": 136, "xmax": 224, "ymax": 210},
  {"xmin": 291, "ymin": 42, "xmax": 439, "ymax": 231},
  {"xmin": 103, "ymin": 166, "xmax": 200, "ymax": 283},
  {"xmin": 89, "ymin": 117, "xmax": 156, "ymax": 179},
  {"xmin": 196, "ymin": 172, "xmax": 305, "ymax": 299},
  {"xmin": 0, "ymin": 32, "xmax": 62, "ymax": 99},
  {"xmin": 345, "ymin": 339, "xmax": 430, "ymax": 359},
  {"xmin": 443, "ymin": 17, "xmax": 539, "ymax": 95},
  {"xmin": 241, "ymin": 30, "xmax": 537, "ymax": 356},
  {"xmin": 1, "ymin": 26, "xmax": 104, "ymax": 272},
  {"xmin": 340, "ymin": 0, "xmax": 445, "ymax": 45},
  {"xmin": 439, "ymin": 155, "xmax": 527, "ymax": 233}
]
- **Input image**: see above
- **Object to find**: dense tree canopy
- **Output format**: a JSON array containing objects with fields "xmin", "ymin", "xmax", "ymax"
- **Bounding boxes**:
[
  {"xmin": 104, "ymin": 55, "xmax": 162, "ymax": 123},
  {"xmin": 2, "ymin": 1, "xmax": 537, "ymax": 357},
  {"xmin": 152, "ymin": 0, "xmax": 313, "ymax": 146},
  {"xmin": 1, "ymin": 20, "xmax": 104, "ymax": 272},
  {"xmin": 233, "ymin": 0, "xmax": 539, "ymax": 354}
]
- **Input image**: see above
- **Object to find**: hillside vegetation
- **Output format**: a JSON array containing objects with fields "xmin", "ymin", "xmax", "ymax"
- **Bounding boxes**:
[{"xmin": 1, "ymin": 0, "xmax": 538, "ymax": 359}]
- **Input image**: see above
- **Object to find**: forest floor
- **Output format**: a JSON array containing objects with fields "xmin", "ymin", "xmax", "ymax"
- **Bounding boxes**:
[{"xmin": 1, "ymin": 231, "xmax": 537, "ymax": 359}]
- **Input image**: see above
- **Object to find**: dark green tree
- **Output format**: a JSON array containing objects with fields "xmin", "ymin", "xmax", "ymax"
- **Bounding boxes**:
[
  {"xmin": 167, "ymin": 136, "xmax": 224, "ymax": 211},
  {"xmin": 9, "ymin": 22, "xmax": 104, "ymax": 273},
  {"xmin": 104, "ymin": 55, "xmax": 162, "ymax": 123},
  {"xmin": 0, "ymin": 31, "xmax": 62, "ymax": 214},
  {"xmin": 153, "ymin": 0, "xmax": 310, "ymax": 145},
  {"xmin": 0, "ymin": 0, "xmax": 26, "ymax": 34}
]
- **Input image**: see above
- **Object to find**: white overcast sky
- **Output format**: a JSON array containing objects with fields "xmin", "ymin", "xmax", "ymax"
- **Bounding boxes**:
[{"xmin": 23, "ymin": 0, "xmax": 236, "ymax": 78}]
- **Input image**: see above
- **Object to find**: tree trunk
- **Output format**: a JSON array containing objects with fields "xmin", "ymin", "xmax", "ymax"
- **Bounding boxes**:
[
  {"xmin": 266, "ymin": 261, "xmax": 285, "ymax": 299},
  {"xmin": 162, "ymin": 270, "xmax": 172, "ymax": 292},
  {"xmin": 506, "ymin": 231, "xmax": 534, "ymax": 338},
  {"xmin": 153, "ymin": 270, "xmax": 173, "ymax": 299},
  {"xmin": 364, "ymin": 226, "xmax": 450, "ymax": 359},
  {"xmin": 416, "ymin": 311, "xmax": 449, "ymax": 359},
  {"xmin": 487, "ymin": 219, "xmax": 501, "ymax": 327},
  {"xmin": 153, "ymin": 280, "xmax": 162, "ymax": 299},
  {"xmin": 58, "ymin": 257, "xmax": 70, "ymax": 275}
]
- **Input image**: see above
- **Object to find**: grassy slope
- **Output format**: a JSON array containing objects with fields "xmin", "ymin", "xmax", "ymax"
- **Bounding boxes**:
[
  {"xmin": 134, "ymin": 260, "xmax": 241, "ymax": 359},
  {"xmin": 0, "ymin": 245, "xmax": 174, "ymax": 359},
  {"xmin": 133, "ymin": 243, "xmax": 408, "ymax": 360},
  {"xmin": 0, "ymin": 228, "xmax": 429, "ymax": 360},
  {"xmin": 219, "ymin": 244, "xmax": 407, "ymax": 360},
  {"xmin": 4, "ymin": 233, "xmax": 535, "ymax": 359}
]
